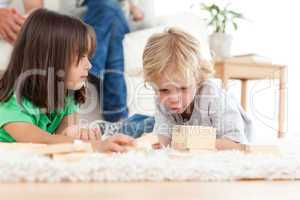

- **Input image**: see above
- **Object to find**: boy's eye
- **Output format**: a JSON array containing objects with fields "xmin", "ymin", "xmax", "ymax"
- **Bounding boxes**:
[
  {"xmin": 159, "ymin": 89, "xmax": 170, "ymax": 94},
  {"xmin": 180, "ymin": 87, "xmax": 188, "ymax": 91}
]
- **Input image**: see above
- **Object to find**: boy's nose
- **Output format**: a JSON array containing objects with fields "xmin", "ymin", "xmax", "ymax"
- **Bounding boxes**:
[{"xmin": 168, "ymin": 93, "xmax": 181, "ymax": 103}]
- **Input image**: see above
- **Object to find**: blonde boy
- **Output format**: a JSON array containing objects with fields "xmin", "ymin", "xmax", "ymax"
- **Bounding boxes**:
[{"xmin": 143, "ymin": 27, "xmax": 253, "ymax": 150}]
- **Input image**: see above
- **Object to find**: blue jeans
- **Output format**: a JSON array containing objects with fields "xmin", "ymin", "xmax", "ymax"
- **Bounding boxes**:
[
  {"xmin": 121, "ymin": 114, "xmax": 155, "ymax": 138},
  {"xmin": 83, "ymin": 0, "xmax": 129, "ymax": 122}
]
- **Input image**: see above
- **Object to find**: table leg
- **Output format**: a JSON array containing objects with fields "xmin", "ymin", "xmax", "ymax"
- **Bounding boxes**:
[
  {"xmin": 241, "ymin": 80, "xmax": 248, "ymax": 111},
  {"xmin": 278, "ymin": 67, "xmax": 286, "ymax": 138},
  {"xmin": 0, "ymin": 70, "xmax": 4, "ymax": 79},
  {"xmin": 221, "ymin": 65, "xmax": 228, "ymax": 90}
]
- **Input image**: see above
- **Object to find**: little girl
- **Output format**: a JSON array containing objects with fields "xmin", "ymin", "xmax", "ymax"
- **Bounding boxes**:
[
  {"xmin": 0, "ymin": 9, "xmax": 133, "ymax": 152},
  {"xmin": 143, "ymin": 27, "xmax": 253, "ymax": 150}
]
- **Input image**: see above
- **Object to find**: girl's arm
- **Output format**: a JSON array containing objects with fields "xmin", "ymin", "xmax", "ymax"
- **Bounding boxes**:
[
  {"xmin": 55, "ymin": 113, "xmax": 78, "ymax": 136},
  {"xmin": 4, "ymin": 122, "xmax": 74, "ymax": 144},
  {"xmin": 55, "ymin": 113, "xmax": 101, "ymax": 141},
  {"xmin": 3, "ymin": 122, "xmax": 134, "ymax": 152}
]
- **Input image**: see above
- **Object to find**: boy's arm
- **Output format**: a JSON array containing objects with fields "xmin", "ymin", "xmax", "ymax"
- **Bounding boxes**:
[
  {"xmin": 210, "ymin": 91, "xmax": 250, "ymax": 146},
  {"xmin": 153, "ymin": 104, "xmax": 173, "ymax": 146},
  {"xmin": 23, "ymin": 0, "xmax": 43, "ymax": 13},
  {"xmin": 158, "ymin": 134, "xmax": 245, "ymax": 150},
  {"xmin": 158, "ymin": 135, "xmax": 171, "ymax": 147},
  {"xmin": 216, "ymin": 138, "xmax": 245, "ymax": 151}
]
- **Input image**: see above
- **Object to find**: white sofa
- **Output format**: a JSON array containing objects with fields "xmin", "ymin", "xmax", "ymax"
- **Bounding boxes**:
[
  {"xmin": 0, "ymin": 42, "xmax": 11, "ymax": 74},
  {"xmin": 0, "ymin": 0, "xmax": 59, "ymax": 75}
]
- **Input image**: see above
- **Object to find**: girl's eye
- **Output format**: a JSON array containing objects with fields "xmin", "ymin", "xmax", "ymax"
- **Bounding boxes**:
[{"xmin": 78, "ymin": 55, "xmax": 89, "ymax": 62}]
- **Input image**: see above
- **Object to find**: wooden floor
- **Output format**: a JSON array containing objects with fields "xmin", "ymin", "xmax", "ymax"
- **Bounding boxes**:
[{"xmin": 1, "ymin": 181, "xmax": 300, "ymax": 200}]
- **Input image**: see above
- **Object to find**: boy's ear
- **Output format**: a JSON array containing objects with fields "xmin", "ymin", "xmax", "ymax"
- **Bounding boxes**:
[
  {"xmin": 146, "ymin": 81, "xmax": 159, "ymax": 92},
  {"xmin": 195, "ymin": 74, "xmax": 203, "ymax": 86},
  {"xmin": 195, "ymin": 69, "xmax": 208, "ymax": 86}
]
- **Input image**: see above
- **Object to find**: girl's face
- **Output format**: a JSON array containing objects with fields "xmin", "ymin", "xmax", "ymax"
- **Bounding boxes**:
[
  {"xmin": 153, "ymin": 66, "xmax": 198, "ymax": 114},
  {"xmin": 66, "ymin": 55, "xmax": 92, "ymax": 90}
]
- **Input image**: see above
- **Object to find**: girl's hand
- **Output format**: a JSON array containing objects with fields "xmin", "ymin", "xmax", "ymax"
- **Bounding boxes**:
[
  {"xmin": 79, "ymin": 127, "xmax": 102, "ymax": 141},
  {"xmin": 92, "ymin": 134, "xmax": 135, "ymax": 153},
  {"xmin": 62, "ymin": 125, "xmax": 102, "ymax": 141}
]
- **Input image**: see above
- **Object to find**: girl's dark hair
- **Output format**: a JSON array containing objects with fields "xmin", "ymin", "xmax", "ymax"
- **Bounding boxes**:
[{"xmin": 0, "ymin": 8, "xmax": 96, "ymax": 112}]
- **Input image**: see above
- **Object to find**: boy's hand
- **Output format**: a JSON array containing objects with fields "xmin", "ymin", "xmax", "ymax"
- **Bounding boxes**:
[
  {"xmin": 158, "ymin": 135, "xmax": 171, "ymax": 147},
  {"xmin": 92, "ymin": 134, "xmax": 135, "ymax": 153}
]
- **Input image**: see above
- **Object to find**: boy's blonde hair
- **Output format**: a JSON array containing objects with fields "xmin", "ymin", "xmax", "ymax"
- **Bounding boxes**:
[{"xmin": 143, "ymin": 27, "xmax": 214, "ymax": 84}]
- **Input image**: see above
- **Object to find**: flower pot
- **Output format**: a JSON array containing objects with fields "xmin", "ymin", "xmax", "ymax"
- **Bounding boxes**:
[{"xmin": 209, "ymin": 33, "xmax": 233, "ymax": 60}]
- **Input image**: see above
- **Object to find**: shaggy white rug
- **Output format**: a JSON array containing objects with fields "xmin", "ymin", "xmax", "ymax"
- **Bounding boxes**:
[{"xmin": 0, "ymin": 139, "xmax": 300, "ymax": 183}]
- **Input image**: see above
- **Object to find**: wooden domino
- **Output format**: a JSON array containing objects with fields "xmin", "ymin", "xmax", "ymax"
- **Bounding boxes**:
[
  {"xmin": 52, "ymin": 153, "xmax": 89, "ymax": 162},
  {"xmin": 0, "ymin": 142, "xmax": 93, "ymax": 156},
  {"xmin": 244, "ymin": 144, "xmax": 280, "ymax": 155},
  {"xmin": 0, "ymin": 143, "xmax": 47, "ymax": 150},
  {"xmin": 171, "ymin": 125, "xmax": 216, "ymax": 151},
  {"xmin": 32, "ymin": 143, "xmax": 94, "ymax": 156}
]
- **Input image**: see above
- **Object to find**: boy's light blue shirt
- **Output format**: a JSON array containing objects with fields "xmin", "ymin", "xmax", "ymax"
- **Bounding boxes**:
[{"xmin": 154, "ymin": 80, "xmax": 253, "ymax": 143}]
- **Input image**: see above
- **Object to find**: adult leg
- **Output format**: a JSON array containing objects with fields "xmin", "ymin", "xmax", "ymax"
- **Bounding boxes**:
[
  {"xmin": 84, "ymin": 0, "xmax": 129, "ymax": 122},
  {"xmin": 120, "ymin": 114, "xmax": 155, "ymax": 138}
]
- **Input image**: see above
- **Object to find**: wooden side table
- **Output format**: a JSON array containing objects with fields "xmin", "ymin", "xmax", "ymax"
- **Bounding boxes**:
[
  {"xmin": 214, "ymin": 60, "xmax": 287, "ymax": 138},
  {"xmin": 0, "ymin": 70, "xmax": 3, "ymax": 79}
]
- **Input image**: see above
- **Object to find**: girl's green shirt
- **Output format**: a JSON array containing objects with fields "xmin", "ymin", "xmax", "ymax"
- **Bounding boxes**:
[{"xmin": 0, "ymin": 94, "xmax": 79, "ymax": 142}]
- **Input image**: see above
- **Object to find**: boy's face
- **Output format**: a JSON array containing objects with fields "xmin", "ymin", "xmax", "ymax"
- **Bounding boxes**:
[
  {"xmin": 153, "ymin": 67, "xmax": 198, "ymax": 114},
  {"xmin": 66, "ymin": 55, "xmax": 91, "ymax": 90}
]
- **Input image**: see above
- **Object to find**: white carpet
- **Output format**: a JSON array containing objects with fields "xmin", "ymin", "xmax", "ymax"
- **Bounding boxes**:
[{"xmin": 0, "ymin": 140, "xmax": 300, "ymax": 183}]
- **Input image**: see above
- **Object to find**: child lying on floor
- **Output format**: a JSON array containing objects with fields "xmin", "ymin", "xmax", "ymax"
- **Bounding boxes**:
[
  {"xmin": 142, "ymin": 27, "xmax": 253, "ymax": 150},
  {"xmin": 0, "ymin": 9, "xmax": 133, "ymax": 152}
]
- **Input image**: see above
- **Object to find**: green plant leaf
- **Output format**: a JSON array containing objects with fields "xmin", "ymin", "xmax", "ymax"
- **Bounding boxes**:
[
  {"xmin": 208, "ymin": 15, "xmax": 217, "ymax": 26},
  {"xmin": 201, "ymin": 2, "xmax": 244, "ymax": 33},
  {"xmin": 211, "ymin": 4, "xmax": 220, "ymax": 13},
  {"xmin": 233, "ymin": 21, "xmax": 238, "ymax": 30},
  {"xmin": 201, "ymin": 3, "xmax": 210, "ymax": 11},
  {"xmin": 228, "ymin": 10, "xmax": 244, "ymax": 19}
]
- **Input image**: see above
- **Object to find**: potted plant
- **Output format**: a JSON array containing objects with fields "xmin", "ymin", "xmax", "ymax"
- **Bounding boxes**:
[{"xmin": 201, "ymin": 3, "xmax": 245, "ymax": 60}]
